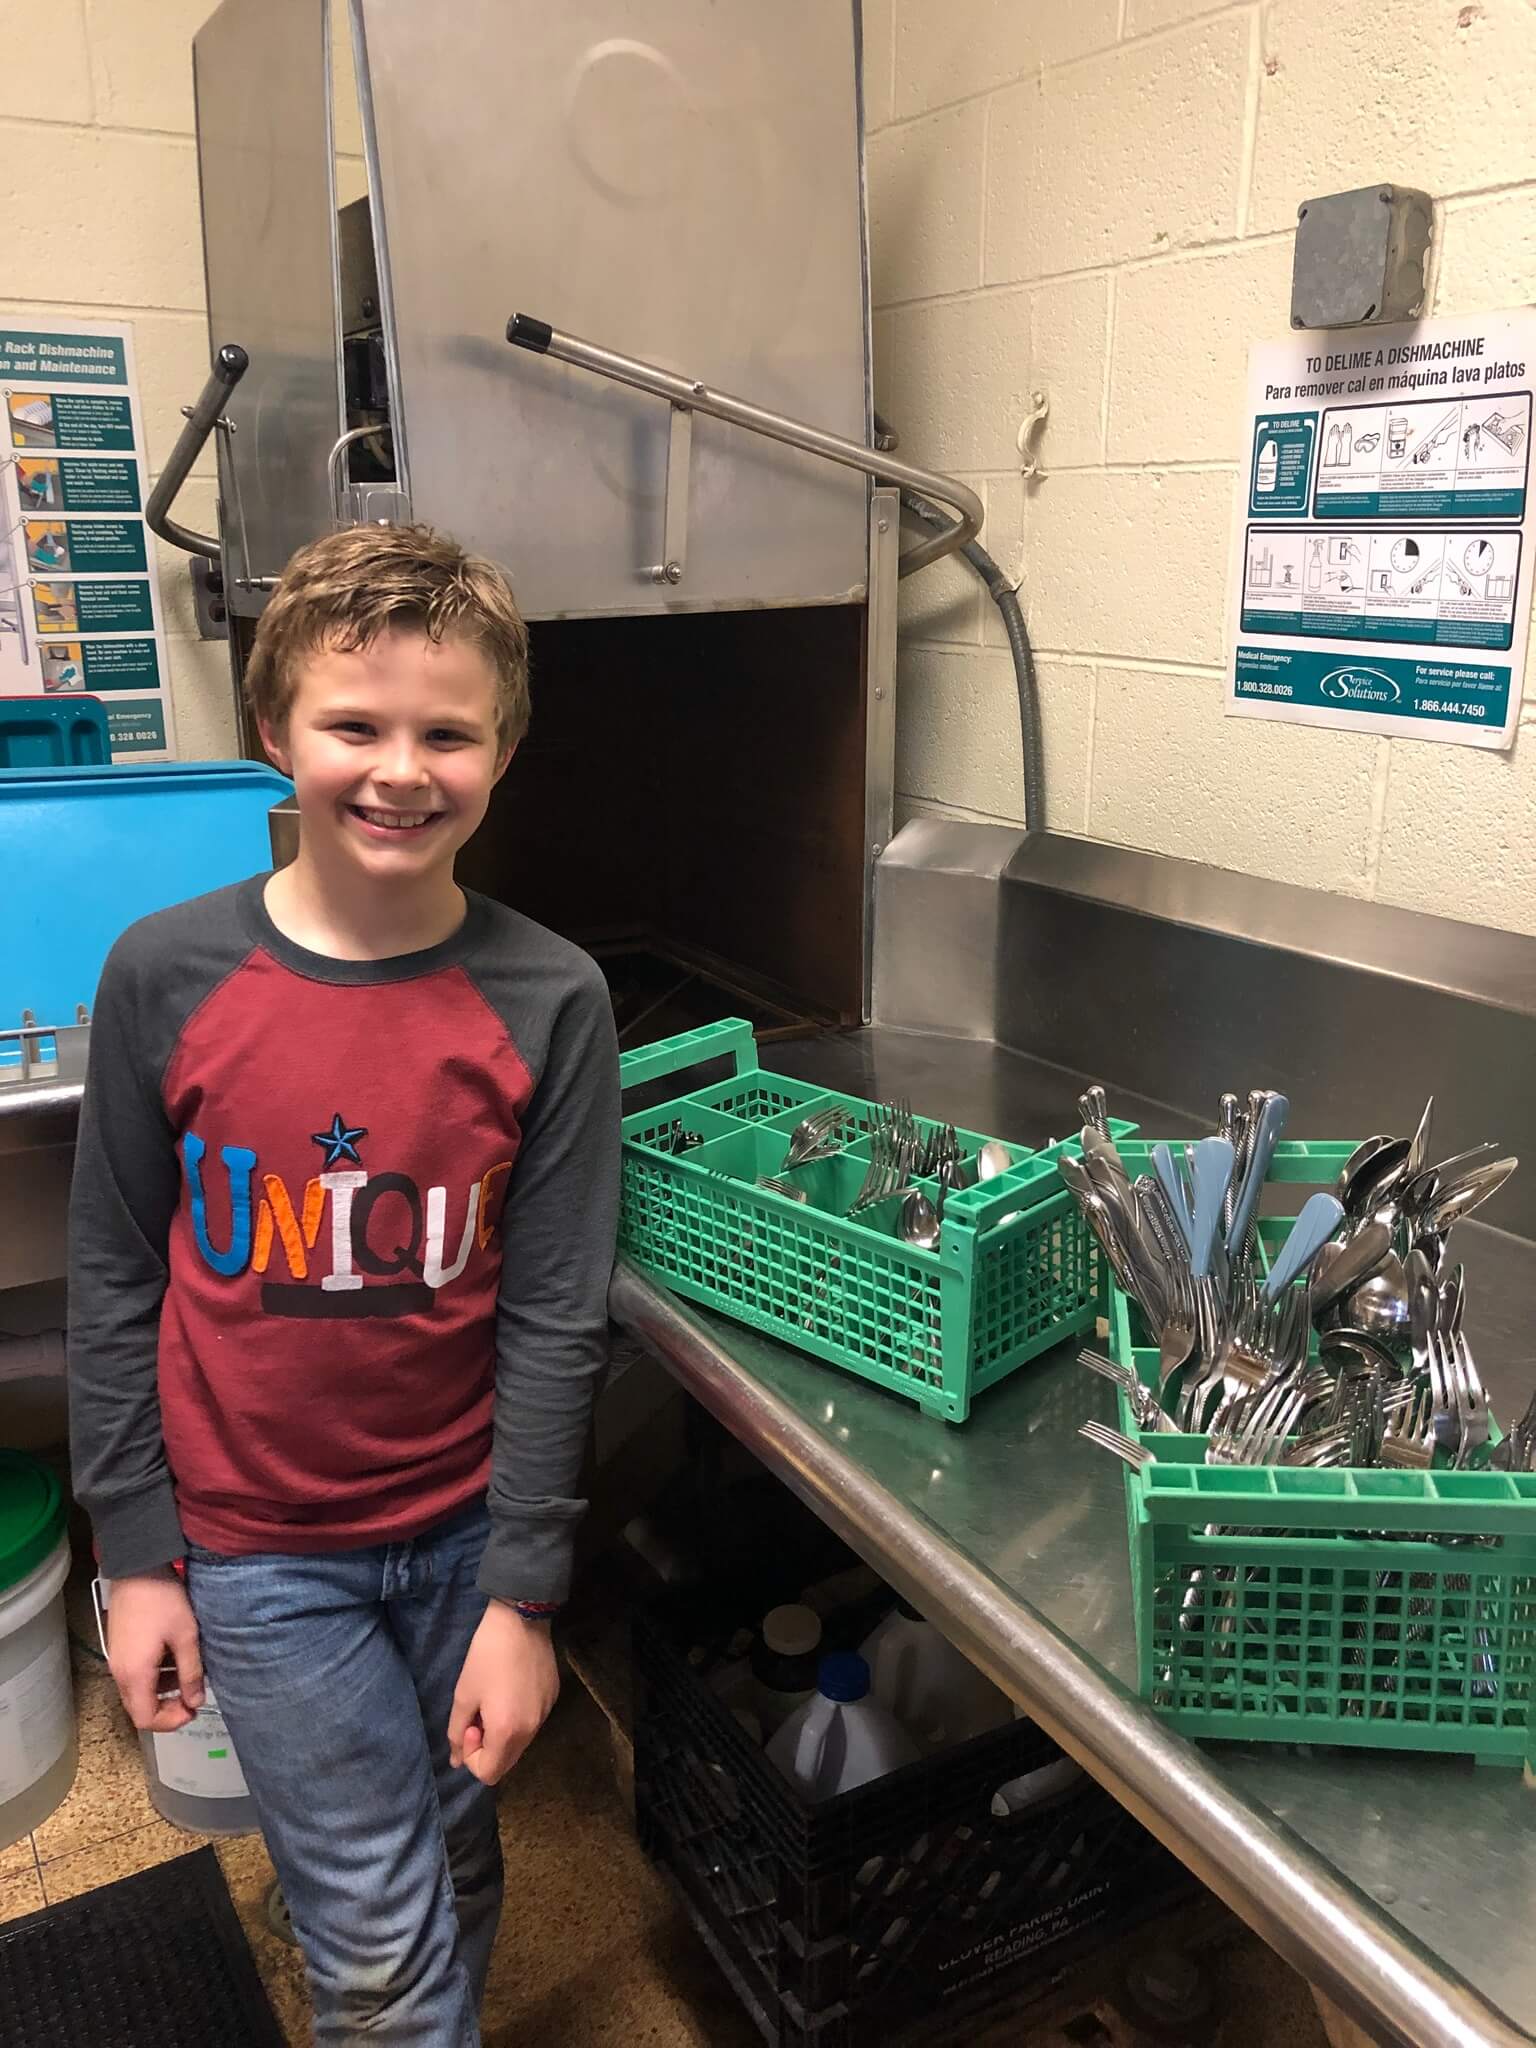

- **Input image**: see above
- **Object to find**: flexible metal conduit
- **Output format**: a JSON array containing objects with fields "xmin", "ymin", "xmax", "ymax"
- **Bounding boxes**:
[
  {"xmin": 900, "ymin": 483, "xmax": 1044, "ymax": 832},
  {"xmin": 609, "ymin": 1260, "xmax": 1532, "ymax": 2048}
]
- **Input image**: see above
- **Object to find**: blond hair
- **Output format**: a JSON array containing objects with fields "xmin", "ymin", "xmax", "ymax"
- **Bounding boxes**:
[{"xmin": 245, "ymin": 524, "xmax": 530, "ymax": 750}]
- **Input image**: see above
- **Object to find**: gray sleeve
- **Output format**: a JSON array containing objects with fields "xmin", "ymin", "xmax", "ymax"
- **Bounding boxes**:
[
  {"xmin": 66, "ymin": 933, "xmax": 186, "ymax": 1577},
  {"xmin": 478, "ymin": 963, "xmax": 620, "ymax": 1607}
]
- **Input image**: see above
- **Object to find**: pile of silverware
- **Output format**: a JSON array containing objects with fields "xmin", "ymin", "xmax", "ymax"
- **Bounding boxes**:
[
  {"xmin": 746, "ymin": 1099, "xmax": 1014, "ymax": 1241},
  {"xmin": 848, "ymin": 1101, "xmax": 963, "ymax": 1218},
  {"xmin": 1061, "ymin": 1087, "xmax": 1533, "ymax": 1475}
]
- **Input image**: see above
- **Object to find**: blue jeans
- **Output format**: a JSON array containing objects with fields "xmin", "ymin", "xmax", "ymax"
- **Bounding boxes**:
[{"xmin": 185, "ymin": 1502, "xmax": 503, "ymax": 2046}]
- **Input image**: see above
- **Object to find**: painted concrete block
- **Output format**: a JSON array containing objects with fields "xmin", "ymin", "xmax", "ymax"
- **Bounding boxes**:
[
  {"xmin": 1434, "ymin": 190, "xmax": 1536, "ymax": 317},
  {"xmin": 986, "ymin": 16, "xmax": 1250, "ymax": 283},
  {"xmin": 894, "ymin": 0, "xmax": 1119, "ymax": 122},
  {"xmin": 1024, "ymin": 468, "xmax": 1235, "ymax": 667},
  {"xmin": 0, "ymin": 128, "xmax": 203, "ymax": 310},
  {"xmin": 870, "ymin": 101, "xmax": 985, "ymax": 305},
  {"xmin": 897, "ymin": 642, "xmax": 1093, "ymax": 827},
  {"xmin": 89, "ymin": 0, "xmax": 210, "ymax": 135},
  {"xmin": 1, "ymin": 3, "xmax": 92, "ymax": 125},
  {"xmin": 1090, "ymin": 664, "xmax": 1380, "ymax": 894},
  {"xmin": 1250, "ymin": 0, "xmax": 1536, "ymax": 238},
  {"xmin": 1109, "ymin": 240, "xmax": 1292, "ymax": 464},
  {"xmin": 883, "ymin": 288, "xmax": 1033, "ymax": 471},
  {"xmin": 1375, "ymin": 713, "xmax": 1536, "ymax": 935}
]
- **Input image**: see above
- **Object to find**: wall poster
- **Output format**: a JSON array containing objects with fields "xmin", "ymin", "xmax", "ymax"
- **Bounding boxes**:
[
  {"xmin": 1227, "ymin": 309, "xmax": 1535, "ymax": 750},
  {"xmin": 0, "ymin": 316, "xmax": 177, "ymax": 760}
]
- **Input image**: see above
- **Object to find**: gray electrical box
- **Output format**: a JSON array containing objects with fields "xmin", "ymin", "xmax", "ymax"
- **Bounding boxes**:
[{"xmin": 1290, "ymin": 184, "xmax": 1432, "ymax": 331}]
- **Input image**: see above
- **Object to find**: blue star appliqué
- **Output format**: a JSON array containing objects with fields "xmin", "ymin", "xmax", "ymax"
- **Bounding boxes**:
[{"xmin": 311, "ymin": 1112, "xmax": 368, "ymax": 1168}]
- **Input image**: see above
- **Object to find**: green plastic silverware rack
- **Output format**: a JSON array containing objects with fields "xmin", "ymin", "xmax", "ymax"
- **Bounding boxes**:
[
  {"xmin": 1108, "ymin": 1138, "xmax": 1536, "ymax": 1767},
  {"xmin": 618, "ymin": 1019, "xmax": 1134, "ymax": 1423}
]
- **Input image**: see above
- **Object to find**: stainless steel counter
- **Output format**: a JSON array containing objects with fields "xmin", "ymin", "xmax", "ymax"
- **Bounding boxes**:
[{"xmin": 610, "ymin": 1027, "xmax": 1536, "ymax": 2048}]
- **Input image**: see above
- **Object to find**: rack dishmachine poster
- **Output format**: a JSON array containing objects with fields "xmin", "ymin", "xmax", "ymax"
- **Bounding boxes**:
[
  {"xmin": 1226, "ymin": 308, "xmax": 1536, "ymax": 750},
  {"xmin": 0, "ymin": 316, "xmax": 177, "ymax": 759}
]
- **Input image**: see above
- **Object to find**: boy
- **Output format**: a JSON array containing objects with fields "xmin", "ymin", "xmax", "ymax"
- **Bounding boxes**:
[{"xmin": 68, "ymin": 524, "xmax": 620, "ymax": 2044}]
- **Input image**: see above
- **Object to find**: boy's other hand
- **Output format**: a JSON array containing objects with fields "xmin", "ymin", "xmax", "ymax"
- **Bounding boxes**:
[
  {"xmin": 107, "ymin": 1567, "xmax": 206, "ymax": 1732},
  {"xmin": 448, "ymin": 1602, "xmax": 559, "ymax": 1785}
]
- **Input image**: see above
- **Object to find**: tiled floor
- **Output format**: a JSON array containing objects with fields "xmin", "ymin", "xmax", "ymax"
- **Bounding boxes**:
[
  {"xmin": 0, "ymin": 1646, "xmax": 751, "ymax": 2047},
  {"xmin": 0, "ymin": 1648, "xmax": 311, "ymax": 2035},
  {"xmin": 1, "ymin": 1646, "xmax": 1330, "ymax": 2047}
]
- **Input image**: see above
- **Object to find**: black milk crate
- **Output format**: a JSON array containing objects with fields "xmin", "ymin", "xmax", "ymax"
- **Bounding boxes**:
[{"xmin": 633, "ymin": 1594, "xmax": 1197, "ymax": 2048}]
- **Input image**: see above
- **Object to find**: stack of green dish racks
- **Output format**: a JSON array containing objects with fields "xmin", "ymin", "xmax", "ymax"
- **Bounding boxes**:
[
  {"xmin": 617, "ymin": 1019, "xmax": 1132, "ymax": 1424},
  {"xmin": 1107, "ymin": 1137, "xmax": 1536, "ymax": 1769}
]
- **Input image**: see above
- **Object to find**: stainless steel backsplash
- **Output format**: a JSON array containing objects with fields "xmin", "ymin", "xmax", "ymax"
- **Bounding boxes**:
[{"xmin": 876, "ymin": 822, "xmax": 1536, "ymax": 1242}]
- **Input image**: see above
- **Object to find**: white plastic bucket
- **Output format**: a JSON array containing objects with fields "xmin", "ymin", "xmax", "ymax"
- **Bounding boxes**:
[
  {"xmin": 95, "ymin": 1572, "xmax": 259, "ymax": 1838},
  {"xmin": 140, "ymin": 1685, "xmax": 259, "ymax": 1837},
  {"xmin": 0, "ymin": 1452, "xmax": 76, "ymax": 1849}
]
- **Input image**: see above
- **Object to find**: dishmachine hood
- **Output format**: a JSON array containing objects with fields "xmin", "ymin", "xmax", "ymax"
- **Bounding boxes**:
[
  {"xmin": 171, "ymin": 0, "xmax": 980, "ymax": 1033},
  {"xmin": 193, "ymin": 0, "xmax": 877, "ymax": 621}
]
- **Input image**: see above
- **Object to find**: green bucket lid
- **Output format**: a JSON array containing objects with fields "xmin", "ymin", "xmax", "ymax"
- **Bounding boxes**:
[{"xmin": 0, "ymin": 1450, "xmax": 66, "ymax": 1593}]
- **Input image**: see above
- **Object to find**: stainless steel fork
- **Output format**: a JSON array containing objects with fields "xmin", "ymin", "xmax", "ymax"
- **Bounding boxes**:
[
  {"xmin": 849, "ymin": 1101, "xmax": 917, "ymax": 1214},
  {"xmin": 1156, "ymin": 1262, "xmax": 1199, "ymax": 1398},
  {"xmin": 1377, "ymin": 1381, "xmax": 1434, "ymax": 1469},
  {"xmin": 1182, "ymin": 1280, "xmax": 1301, "ymax": 1432},
  {"xmin": 1491, "ymin": 1384, "xmax": 1536, "ymax": 1471},
  {"xmin": 1449, "ymin": 1325, "xmax": 1490, "ymax": 1469},
  {"xmin": 1078, "ymin": 1420, "xmax": 1156, "ymax": 1471},
  {"xmin": 782, "ymin": 1107, "xmax": 850, "ymax": 1171},
  {"xmin": 1206, "ymin": 1374, "xmax": 1306, "ymax": 1467},
  {"xmin": 1076, "ymin": 1347, "xmax": 1178, "ymax": 1433}
]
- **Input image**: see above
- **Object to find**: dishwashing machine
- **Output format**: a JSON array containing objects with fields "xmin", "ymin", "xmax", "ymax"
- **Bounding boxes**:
[{"xmin": 153, "ymin": 0, "xmax": 981, "ymax": 1037}]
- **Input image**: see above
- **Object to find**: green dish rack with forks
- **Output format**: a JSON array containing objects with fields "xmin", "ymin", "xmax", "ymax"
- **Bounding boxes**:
[
  {"xmin": 1105, "ymin": 1137, "xmax": 1536, "ymax": 1767},
  {"xmin": 618, "ymin": 1019, "xmax": 1135, "ymax": 1423}
]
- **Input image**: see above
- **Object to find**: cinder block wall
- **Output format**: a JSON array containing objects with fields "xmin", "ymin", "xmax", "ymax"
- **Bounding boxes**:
[
  {"xmin": 0, "ymin": 0, "xmax": 365, "ymax": 760},
  {"xmin": 866, "ymin": 0, "xmax": 1536, "ymax": 932}
]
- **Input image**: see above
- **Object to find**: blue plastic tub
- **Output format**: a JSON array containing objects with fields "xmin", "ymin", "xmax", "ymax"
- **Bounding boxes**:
[
  {"xmin": 0, "ymin": 761, "xmax": 292, "ymax": 1056},
  {"xmin": 0, "ymin": 697, "xmax": 110, "ymax": 769}
]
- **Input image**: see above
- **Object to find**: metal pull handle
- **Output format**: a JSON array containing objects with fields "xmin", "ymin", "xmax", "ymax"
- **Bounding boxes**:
[
  {"xmin": 145, "ymin": 343, "xmax": 248, "ymax": 561},
  {"xmin": 327, "ymin": 422, "xmax": 402, "ymax": 529},
  {"xmin": 506, "ymin": 312, "xmax": 982, "ymax": 582}
]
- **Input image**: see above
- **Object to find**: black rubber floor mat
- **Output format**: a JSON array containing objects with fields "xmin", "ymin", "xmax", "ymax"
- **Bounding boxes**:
[{"xmin": 0, "ymin": 1844, "xmax": 288, "ymax": 2048}]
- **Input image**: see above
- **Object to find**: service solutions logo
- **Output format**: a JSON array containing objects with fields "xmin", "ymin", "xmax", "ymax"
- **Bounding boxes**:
[{"xmin": 1318, "ymin": 665, "xmax": 1401, "ymax": 705}]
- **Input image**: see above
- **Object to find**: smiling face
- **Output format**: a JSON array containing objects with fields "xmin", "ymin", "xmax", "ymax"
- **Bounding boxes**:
[{"xmin": 260, "ymin": 627, "xmax": 511, "ymax": 890}]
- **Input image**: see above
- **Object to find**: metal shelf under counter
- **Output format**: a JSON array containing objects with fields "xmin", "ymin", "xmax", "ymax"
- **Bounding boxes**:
[{"xmin": 609, "ymin": 1026, "xmax": 1536, "ymax": 2048}]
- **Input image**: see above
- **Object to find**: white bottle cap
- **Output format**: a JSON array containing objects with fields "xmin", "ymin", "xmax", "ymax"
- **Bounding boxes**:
[{"xmin": 761, "ymin": 1603, "xmax": 822, "ymax": 1657}]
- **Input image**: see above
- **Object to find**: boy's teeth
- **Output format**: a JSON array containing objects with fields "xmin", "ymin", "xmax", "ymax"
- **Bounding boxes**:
[{"xmin": 359, "ymin": 808, "xmax": 431, "ymax": 829}]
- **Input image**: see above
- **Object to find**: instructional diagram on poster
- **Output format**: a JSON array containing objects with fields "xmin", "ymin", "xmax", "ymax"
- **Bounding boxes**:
[
  {"xmin": 0, "ymin": 317, "xmax": 177, "ymax": 760},
  {"xmin": 1227, "ymin": 309, "xmax": 1536, "ymax": 750}
]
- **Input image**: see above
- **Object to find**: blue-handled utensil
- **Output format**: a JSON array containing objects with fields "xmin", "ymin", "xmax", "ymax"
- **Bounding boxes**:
[
  {"xmin": 1261, "ymin": 1191, "xmax": 1345, "ymax": 1301},
  {"xmin": 1188, "ymin": 1137, "xmax": 1235, "ymax": 1281},
  {"xmin": 1152, "ymin": 1142, "xmax": 1195, "ymax": 1253},
  {"xmin": 1225, "ymin": 1092, "xmax": 1289, "ymax": 1266}
]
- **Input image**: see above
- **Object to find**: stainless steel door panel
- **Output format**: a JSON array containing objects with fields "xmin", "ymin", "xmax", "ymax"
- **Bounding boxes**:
[
  {"xmin": 194, "ymin": 0, "xmax": 343, "ymax": 612},
  {"xmin": 351, "ymin": 0, "xmax": 870, "ymax": 617}
]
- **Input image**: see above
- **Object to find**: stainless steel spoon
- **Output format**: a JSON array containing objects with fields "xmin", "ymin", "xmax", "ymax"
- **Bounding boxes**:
[
  {"xmin": 1307, "ymin": 1219, "xmax": 1393, "ymax": 1317},
  {"xmin": 1336, "ymin": 1135, "xmax": 1410, "ymax": 1217},
  {"xmin": 899, "ymin": 1189, "xmax": 941, "ymax": 1249},
  {"xmin": 977, "ymin": 1140, "xmax": 1013, "ymax": 1181},
  {"xmin": 1321, "ymin": 1250, "xmax": 1411, "ymax": 1345},
  {"xmin": 1319, "ymin": 1325, "xmax": 1405, "ymax": 1378},
  {"xmin": 1424, "ymin": 1156, "xmax": 1517, "ymax": 1235}
]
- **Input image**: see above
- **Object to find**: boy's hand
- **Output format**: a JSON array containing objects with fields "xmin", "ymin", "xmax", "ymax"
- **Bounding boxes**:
[
  {"xmin": 107, "ymin": 1567, "xmax": 205, "ymax": 1732},
  {"xmin": 448, "ymin": 1602, "xmax": 559, "ymax": 1785}
]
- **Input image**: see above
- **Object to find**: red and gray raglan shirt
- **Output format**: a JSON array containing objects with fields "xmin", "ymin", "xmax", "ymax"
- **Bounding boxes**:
[{"xmin": 66, "ymin": 876, "xmax": 620, "ymax": 1609}]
